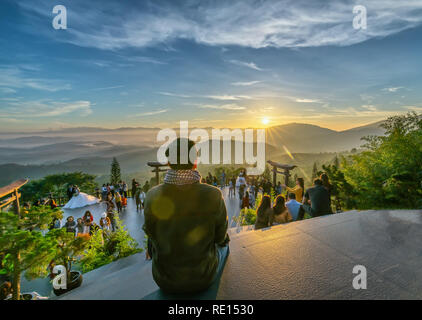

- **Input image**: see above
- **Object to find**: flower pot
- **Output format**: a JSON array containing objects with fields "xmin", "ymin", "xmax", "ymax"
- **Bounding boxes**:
[{"xmin": 53, "ymin": 271, "xmax": 83, "ymax": 296}]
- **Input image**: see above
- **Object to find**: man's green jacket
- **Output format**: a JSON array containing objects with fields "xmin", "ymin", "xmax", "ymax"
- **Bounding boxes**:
[{"xmin": 143, "ymin": 182, "xmax": 229, "ymax": 293}]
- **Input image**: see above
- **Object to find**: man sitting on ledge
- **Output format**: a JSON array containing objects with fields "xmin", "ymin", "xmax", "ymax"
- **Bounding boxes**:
[
  {"xmin": 299, "ymin": 178, "xmax": 332, "ymax": 219},
  {"xmin": 143, "ymin": 138, "xmax": 230, "ymax": 294}
]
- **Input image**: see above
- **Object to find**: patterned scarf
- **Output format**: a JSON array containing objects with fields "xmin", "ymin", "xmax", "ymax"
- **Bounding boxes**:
[{"xmin": 164, "ymin": 169, "xmax": 202, "ymax": 185}]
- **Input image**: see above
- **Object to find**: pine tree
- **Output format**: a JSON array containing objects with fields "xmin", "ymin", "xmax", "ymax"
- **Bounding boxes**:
[
  {"xmin": 110, "ymin": 157, "xmax": 121, "ymax": 185},
  {"xmin": 333, "ymin": 155, "xmax": 340, "ymax": 169},
  {"xmin": 0, "ymin": 206, "xmax": 63, "ymax": 300},
  {"xmin": 311, "ymin": 162, "xmax": 318, "ymax": 181}
]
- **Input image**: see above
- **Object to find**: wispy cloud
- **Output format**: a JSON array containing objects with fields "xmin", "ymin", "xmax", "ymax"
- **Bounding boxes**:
[
  {"xmin": 382, "ymin": 86, "xmax": 404, "ymax": 93},
  {"xmin": 286, "ymin": 96, "xmax": 322, "ymax": 103},
  {"xmin": 228, "ymin": 60, "xmax": 262, "ymax": 71},
  {"xmin": 403, "ymin": 105, "xmax": 422, "ymax": 111},
  {"xmin": 16, "ymin": 1, "xmax": 422, "ymax": 50},
  {"xmin": 198, "ymin": 104, "xmax": 246, "ymax": 110},
  {"xmin": 205, "ymin": 95, "xmax": 252, "ymax": 101},
  {"xmin": 0, "ymin": 66, "xmax": 71, "ymax": 92},
  {"xmin": 119, "ymin": 55, "xmax": 167, "ymax": 65},
  {"xmin": 87, "ymin": 85, "xmax": 124, "ymax": 91},
  {"xmin": 231, "ymin": 81, "xmax": 261, "ymax": 86},
  {"xmin": 361, "ymin": 104, "xmax": 377, "ymax": 112},
  {"xmin": 0, "ymin": 87, "xmax": 17, "ymax": 94},
  {"xmin": 157, "ymin": 92, "xmax": 192, "ymax": 98},
  {"xmin": 294, "ymin": 98, "xmax": 321, "ymax": 103},
  {"xmin": 1, "ymin": 100, "xmax": 92, "ymax": 118},
  {"xmin": 135, "ymin": 109, "xmax": 169, "ymax": 117}
]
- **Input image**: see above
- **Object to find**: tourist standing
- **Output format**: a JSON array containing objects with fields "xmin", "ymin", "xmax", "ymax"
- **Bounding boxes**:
[
  {"xmin": 115, "ymin": 191, "xmax": 122, "ymax": 213},
  {"xmin": 64, "ymin": 216, "xmax": 77, "ymax": 235},
  {"xmin": 283, "ymin": 177, "xmax": 305, "ymax": 203},
  {"xmin": 82, "ymin": 211, "xmax": 94, "ymax": 234},
  {"xmin": 131, "ymin": 178, "xmax": 138, "ymax": 198}
]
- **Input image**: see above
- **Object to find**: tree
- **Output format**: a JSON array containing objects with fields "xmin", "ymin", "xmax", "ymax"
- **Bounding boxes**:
[
  {"xmin": 0, "ymin": 205, "xmax": 62, "ymax": 300},
  {"xmin": 333, "ymin": 155, "xmax": 340, "ymax": 169},
  {"xmin": 311, "ymin": 162, "xmax": 318, "ymax": 181},
  {"xmin": 110, "ymin": 158, "xmax": 121, "ymax": 185},
  {"xmin": 21, "ymin": 172, "xmax": 97, "ymax": 202},
  {"xmin": 342, "ymin": 112, "xmax": 422, "ymax": 209},
  {"xmin": 322, "ymin": 162, "xmax": 356, "ymax": 210},
  {"xmin": 46, "ymin": 228, "xmax": 88, "ymax": 289}
]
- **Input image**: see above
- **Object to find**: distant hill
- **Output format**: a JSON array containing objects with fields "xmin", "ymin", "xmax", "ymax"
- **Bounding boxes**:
[
  {"xmin": 0, "ymin": 147, "xmax": 158, "ymax": 186},
  {"xmin": 266, "ymin": 122, "xmax": 385, "ymax": 153},
  {"xmin": 0, "ymin": 120, "xmax": 388, "ymax": 186}
]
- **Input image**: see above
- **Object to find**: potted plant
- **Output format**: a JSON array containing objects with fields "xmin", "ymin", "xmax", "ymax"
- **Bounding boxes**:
[{"xmin": 46, "ymin": 228, "xmax": 88, "ymax": 296}]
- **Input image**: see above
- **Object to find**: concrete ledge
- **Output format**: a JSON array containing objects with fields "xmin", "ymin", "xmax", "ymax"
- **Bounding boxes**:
[{"xmin": 59, "ymin": 210, "xmax": 422, "ymax": 299}]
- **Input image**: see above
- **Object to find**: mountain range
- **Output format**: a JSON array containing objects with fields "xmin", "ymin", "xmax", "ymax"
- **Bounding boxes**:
[{"xmin": 0, "ymin": 121, "xmax": 386, "ymax": 186}]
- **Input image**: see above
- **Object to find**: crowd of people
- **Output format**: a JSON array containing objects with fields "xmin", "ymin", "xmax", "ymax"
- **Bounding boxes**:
[
  {"xmin": 199, "ymin": 168, "xmax": 333, "ymax": 231},
  {"xmin": 254, "ymin": 173, "xmax": 332, "ymax": 230}
]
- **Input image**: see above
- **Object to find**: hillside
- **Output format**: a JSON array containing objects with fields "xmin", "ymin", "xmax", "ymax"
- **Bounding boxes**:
[
  {"xmin": 0, "ymin": 121, "xmax": 385, "ymax": 186},
  {"xmin": 266, "ymin": 122, "xmax": 385, "ymax": 153}
]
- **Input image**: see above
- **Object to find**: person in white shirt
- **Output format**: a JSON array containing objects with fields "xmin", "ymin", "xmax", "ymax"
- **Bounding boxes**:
[
  {"xmin": 138, "ymin": 189, "xmax": 146, "ymax": 211},
  {"xmin": 285, "ymin": 193, "xmax": 302, "ymax": 221}
]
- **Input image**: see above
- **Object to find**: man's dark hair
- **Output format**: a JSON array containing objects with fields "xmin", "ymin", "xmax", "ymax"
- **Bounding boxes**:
[
  {"xmin": 288, "ymin": 192, "xmax": 296, "ymax": 200},
  {"xmin": 313, "ymin": 178, "xmax": 322, "ymax": 186},
  {"xmin": 165, "ymin": 138, "xmax": 197, "ymax": 170}
]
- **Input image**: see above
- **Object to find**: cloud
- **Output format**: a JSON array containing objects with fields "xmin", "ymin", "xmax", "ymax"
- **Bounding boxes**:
[
  {"xmin": 16, "ymin": 1, "xmax": 422, "ymax": 50},
  {"xmin": 403, "ymin": 105, "xmax": 422, "ymax": 111},
  {"xmin": 157, "ymin": 92, "xmax": 192, "ymax": 98},
  {"xmin": 382, "ymin": 86, "xmax": 404, "ymax": 93},
  {"xmin": 0, "ymin": 100, "xmax": 93, "ymax": 118},
  {"xmin": 87, "ymin": 85, "xmax": 124, "ymax": 91},
  {"xmin": 361, "ymin": 104, "xmax": 377, "ymax": 111},
  {"xmin": 205, "ymin": 95, "xmax": 252, "ymax": 101},
  {"xmin": 0, "ymin": 66, "xmax": 71, "ymax": 92},
  {"xmin": 0, "ymin": 87, "xmax": 17, "ymax": 94},
  {"xmin": 198, "ymin": 104, "xmax": 246, "ymax": 110},
  {"xmin": 228, "ymin": 60, "xmax": 262, "ymax": 71},
  {"xmin": 286, "ymin": 96, "xmax": 322, "ymax": 103},
  {"xmin": 295, "ymin": 98, "xmax": 321, "ymax": 103},
  {"xmin": 231, "ymin": 81, "xmax": 261, "ymax": 86},
  {"xmin": 135, "ymin": 109, "xmax": 169, "ymax": 117}
]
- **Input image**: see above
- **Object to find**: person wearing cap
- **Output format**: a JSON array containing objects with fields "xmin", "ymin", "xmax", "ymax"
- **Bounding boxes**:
[{"xmin": 143, "ymin": 138, "xmax": 230, "ymax": 294}]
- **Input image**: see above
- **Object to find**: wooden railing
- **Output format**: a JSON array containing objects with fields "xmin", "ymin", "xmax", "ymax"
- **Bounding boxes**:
[{"xmin": 0, "ymin": 179, "xmax": 29, "ymax": 213}]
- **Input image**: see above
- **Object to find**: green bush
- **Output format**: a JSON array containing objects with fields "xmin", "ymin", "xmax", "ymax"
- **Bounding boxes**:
[{"xmin": 79, "ymin": 215, "xmax": 142, "ymax": 273}]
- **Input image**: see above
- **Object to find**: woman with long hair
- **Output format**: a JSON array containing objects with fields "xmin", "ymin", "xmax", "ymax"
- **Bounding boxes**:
[
  {"xmin": 255, "ymin": 195, "xmax": 272, "ymax": 230},
  {"xmin": 283, "ymin": 177, "xmax": 305, "ymax": 203},
  {"xmin": 270, "ymin": 195, "xmax": 292, "ymax": 225}
]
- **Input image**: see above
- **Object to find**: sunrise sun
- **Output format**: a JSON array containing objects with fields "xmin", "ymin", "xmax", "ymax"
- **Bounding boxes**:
[{"xmin": 261, "ymin": 117, "xmax": 270, "ymax": 125}]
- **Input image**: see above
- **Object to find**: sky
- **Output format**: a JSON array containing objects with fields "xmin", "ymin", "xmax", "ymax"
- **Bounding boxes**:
[{"xmin": 1, "ymin": 0, "xmax": 422, "ymax": 132}]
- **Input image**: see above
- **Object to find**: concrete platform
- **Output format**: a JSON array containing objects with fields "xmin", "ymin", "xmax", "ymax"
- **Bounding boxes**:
[{"xmin": 57, "ymin": 209, "xmax": 422, "ymax": 300}]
